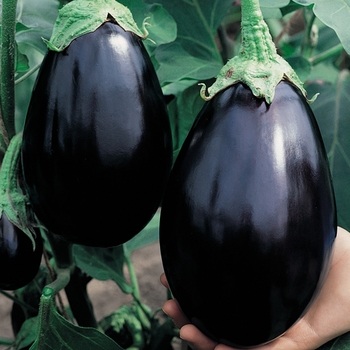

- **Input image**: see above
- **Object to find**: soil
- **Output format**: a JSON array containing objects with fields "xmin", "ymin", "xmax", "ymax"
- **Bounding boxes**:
[{"xmin": 0, "ymin": 242, "xmax": 183, "ymax": 349}]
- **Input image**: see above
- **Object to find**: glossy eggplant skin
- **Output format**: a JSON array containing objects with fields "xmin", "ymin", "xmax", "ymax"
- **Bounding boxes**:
[
  {"xmin": 22, "ymin": 22, "xmax": 172, "ymax": 247},
  {"xmin": 160, "ymin": 82, "xmax": 337, "ymax": 347},
  {"xmin": 0, "ymin": 213, "xmax": 43, "ymax": 290}
]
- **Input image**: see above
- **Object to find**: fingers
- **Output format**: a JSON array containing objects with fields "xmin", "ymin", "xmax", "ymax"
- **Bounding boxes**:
[
  {"xmin": 180, "ymin": 324, "xmax": 218, "ymax": 350},
  {"xmin": 160, "ymin": 273, "xmax": 187, "ymax": 326},
  {"xmin": 162, "ymin": 299, "xmax": 190, "ymax": 329},
  {"xmin": 160, "ymin": 273, "xmax": 188, "ymax": 327},
  {"xmin": 160, "ymin": 272, "xmax": 169, "ymax": 288},
  {"xmin": 160, "ymin": 272, "xmax": 188, "ymax": 327}
]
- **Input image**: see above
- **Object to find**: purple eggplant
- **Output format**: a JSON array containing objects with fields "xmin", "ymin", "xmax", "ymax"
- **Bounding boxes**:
[
  {"xmin": 160, "ymin": 81, "xmax": 336, "ymax": 347},
  {"xmin": 0, "ymin": 213, "xmax": 43, "ymax": 290},
  {"xmin": 21, "ymin": 21, "xmax": 172, "ymax": 247}
]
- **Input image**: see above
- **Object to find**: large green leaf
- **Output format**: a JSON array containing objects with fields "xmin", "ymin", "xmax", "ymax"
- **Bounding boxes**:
[
  {"xmin": 73, "ymin": 245, "xmax": 132, "ymax": 294},
  {"xmin": 119, "ymin": 0, "xmax": 177, "ymax": 49},
  {"xmin": 292, "ymin": 0, "xmax": 314, "ymax": 5},
  {"xmin": 145, "ymin": 0, "xmax": 234, "ymax": 93},
  {"xmin": 148, "ymin": 0, "xmax": 232, "ymax": 58},
  {"xmin": 13, "ymin": 317, "xmax": 38, "ymax": 349},
  {"xmin": 287, "ymin": 56, "xmax": 312, "ymax": 82},
  {"xmin": 29, "ymin": 291, "xmax": 123, "ymax": 350},
  {"xmin": 260, "ymin": 0, "xmax": 290, "ymax": 6},
  {"xmin": 167, "ymin": 82, "xmax": 207, "ymax": 156},
  {"xmin": 15, "ymin": 0, "xmax": 59, "ymax": 53},
  {"xmin": 156, "ymin": 42, "xmax": 222, "ymax": 95},
  {"xmin": 12, "ymin": 0, "xmax": 59, "ymax": 130},
  {"xmin": 306, "ymin": 71, "xmax": 350, "ymax": 232},
  {"xmin": 292, "ymin": 0, "xmax": 350, "ymax": 54},
  {"xmin": 136, "ymin": 0, "xmax": 235, "ymax": 156},
  {"xmin": 312, "ymin": 0, "xmax": 350, "ymax": 54}
]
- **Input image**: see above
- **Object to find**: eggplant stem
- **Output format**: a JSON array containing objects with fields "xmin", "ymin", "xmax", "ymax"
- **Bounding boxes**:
[
  {"xmin": 199, "ymin": 0, "xmax": 312, "ymax": 104},
  {"xmin": 240, "ymin": 0, "xmax": 276, "ymax": 63}
]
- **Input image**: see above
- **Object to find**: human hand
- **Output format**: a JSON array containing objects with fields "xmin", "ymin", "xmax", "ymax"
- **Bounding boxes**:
[{"xmin": 161, "ymin": 227, "xmax": 350, "ymax": 350}]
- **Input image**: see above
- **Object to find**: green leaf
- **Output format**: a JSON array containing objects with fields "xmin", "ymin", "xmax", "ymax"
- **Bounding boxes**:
[
  {"xmin": 308, "ymin": 61, "xmax": 339, "ymax": 85},
  {"xmin": 0, "ymin": 133, "xmax": 39, "ymax": 249},
  {"xmin": 125, "ymin": 212, "xmax": 160, "ymax": 252},
  {"xmin": 99, "ymin": 305, "xmax": 145, "ymax": 349},
  {"xmin": 30, "ymin": 291, "xmax": 123, "ymax": 350},
  {"xmin": 15, "ymin": 0, "xmax": 59, "ymax": 53},
  {"xmin": 261, "ymin": 7, "xmax": 282, "ymax": 19},
  {"xmin": 317, "ymin": 331, "xmax": 350, "ymax": 349},
  {"xmin": 306, "ymin": 70, "xmax": 350, "ymax": 232},
  {"xmin": 15, "ymin": 42, "xmax": 30, "ymax": 72},
  {"xmin": 149, "ymin": 0, "xmax": 232, "ymax": 57},
  {"xmin": 145, "ymin": 4, "xmax": 177, "ymax": 46},
  {"xmin": 14, "ymin": 317, "xmax": 38, "ymax": 349},
  {"xmin": 281, "ymin": 3, "xmax": 306, "ymax": 16},
  {"xmin": 73, "ymin": 245, "xmax": 132, "ymax": 294},
  {"xmin": 0, "ymin": 337, "xmax": 13, "ymax": 346},
  {"xmin": 119, "ymin": 1, "xmax": 177, "ymax": 47},
  {"xmin": 260, "ymin": 0, "xmax": 290, "ymax": 8},
  {"xmin": 292, "ymin": 0, "xmax": 314, "ymax": 5},
  {"xmin": 286, "ymin": 56, "xmax": 312, "ymax": 82},
  {"xmin": 256, "ymin": 0, "xmax": 292, "ymax": 18},
  {"xmin": 312, "ymin": 0, "xmax": 350, "ymax": 54},
  {"xmin": 156, "ymin": 42, "xmax": 222, "ymax": 95},
  {"xmin": 147, "ymin": 0, "xmax": 234, "ymax": 92},
  {"xmin": 167, "ymin": 82, "xmax": 206, "ymax": 158},
  {"xmin": 139, "ymin": 0, "xmax": 235, "ymax": 158},
  {"xmin": 16, "ymin": 22, "xmax": 31, "ymax": 33}
]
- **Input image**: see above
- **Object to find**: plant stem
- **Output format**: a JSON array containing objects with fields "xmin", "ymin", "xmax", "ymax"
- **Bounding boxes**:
[
  {"xmin": 1, "ymin": 0, "xmax": 17, "ymax": 145},
  {"xmin": 240, "ymin": 0, "xmax": 276, "ymax": 63},
  {"xmin": 0, "ymin": 289, "xmax": 38, "ymax": 314},
  {"xmin": 124, "ymin": 246, "xmax": 152, "ymax": 330},
  {"xmin": 43, "ymin": 268, "xmax": 71, "ymax": 295},
  {"xmin": 15, "ymin": 61, "xmax": 42, "ymax": 85},
  {"xmin": 309, "ymin": 43, "xmax": 344, "ymax": 66},
  {"xmin": 327, "ymin": 70, "xmax": 348, "ymax": 171},
  {"xmin": 45, "ymin": 234, "xmax": 98, "ymax": 328},
  {"xmin": 301, "ymin": 8, "xmax": 317, "ymax": 59},
  {"xmin": 64, "ymin": 267, "xmax": 97, "ymax": 328},
  {"xmin": 33, "ymin": 269, "xmax": 71, "ymax": 350},
  {"xmin": 124, "ymin": 247, "xmax": 141, "ymax": 302},
  {"xmin": 0, "ymin": 337, "xmax": 14, "ymax": 345},
  {"xmin": 200, "ymin": 0, "xmax": 307, "ymax": 103},
  {"xmin": 46, "ymin": 232, "xmax": 97, "ymax": 328}
]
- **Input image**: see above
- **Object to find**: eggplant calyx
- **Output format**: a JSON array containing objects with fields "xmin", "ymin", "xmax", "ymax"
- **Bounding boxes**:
[
  {"xmin": 0, "ymin": 133, "xmax": 39, "ymax": 251},
  {"xmin": 45, "ymin": 0, "xmax": 148, "ymax": 52},
  {"xmin": 200, "ymin": 0, "xmax": 317, "ymax": 104}
]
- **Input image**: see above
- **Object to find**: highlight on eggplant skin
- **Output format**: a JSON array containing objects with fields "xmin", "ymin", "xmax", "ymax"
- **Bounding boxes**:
[
  {"xmin": 160, "ymin": 81, "xmax": 337, "ymax": 348},
  {"xmin": 0, "ymin": 213, "xmax": 43, "ymax": 291},
  {"xmin": 21, "ymin": 21, "xmax": 173, "ymax": 247}
]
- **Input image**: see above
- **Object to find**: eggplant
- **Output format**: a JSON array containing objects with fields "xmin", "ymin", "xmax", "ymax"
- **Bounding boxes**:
[
  {"xmin": 0, "ymin": 213, "xmax": 43, "ymax": 290},
  {"xmin": 21, "ymin": 21, "xmax": 172, "ymax": 247},
  {"xmin": 160, "ymin": 81, "xmax": 337, "ymax": 347}
]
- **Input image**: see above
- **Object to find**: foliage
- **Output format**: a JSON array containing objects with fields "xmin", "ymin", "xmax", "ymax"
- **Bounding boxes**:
[
  {"xmin": 0, "ymin": 0, "xmax": 350, "ymax": 349},
  {"xmin": 30, "ymin": 290, "xmax": 123, "ymax": 350}
]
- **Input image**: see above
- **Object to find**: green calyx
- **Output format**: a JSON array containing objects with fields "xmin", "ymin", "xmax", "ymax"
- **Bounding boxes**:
[
  {"xmin": 0, "ymin": 133, "xmax": 40, "ymax": 250},
  {"xmin": 45, "ymin": 0, "xmax": 148, "ymax": 52},
  {"xmin": 200, "ymin": 0, "xmax": 316, "ymax": 104}
]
